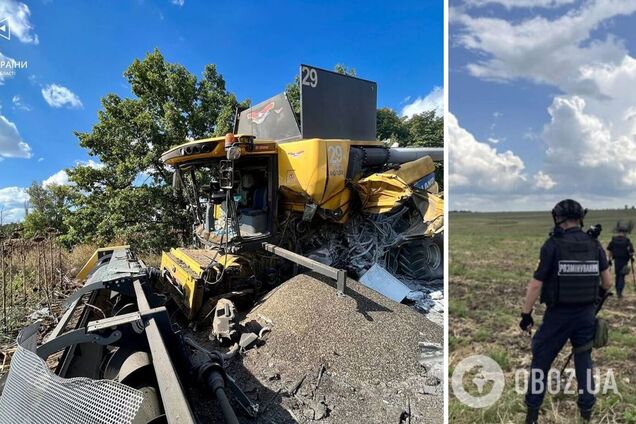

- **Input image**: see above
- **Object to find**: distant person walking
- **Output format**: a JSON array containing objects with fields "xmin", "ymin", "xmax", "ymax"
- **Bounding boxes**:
[{"xmin": 607, "ymin": 223, "xmax": 634, "ymax": 298}]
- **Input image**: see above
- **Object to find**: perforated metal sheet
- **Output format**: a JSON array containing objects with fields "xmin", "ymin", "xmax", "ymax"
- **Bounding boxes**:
[{"xmin": 0, "ymin": 324, "xmax": 143, "ymax": 424}]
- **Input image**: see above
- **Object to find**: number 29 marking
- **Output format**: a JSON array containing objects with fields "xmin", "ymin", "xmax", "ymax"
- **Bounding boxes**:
[{"xmin": 301, "ymin": 66, "xmax": 318, "ymax": 88}]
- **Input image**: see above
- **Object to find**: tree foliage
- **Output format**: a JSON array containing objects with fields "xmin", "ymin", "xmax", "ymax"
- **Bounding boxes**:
[
  {"xmin": 376, "ymin": 109, "xmax": 444, "ymax": 189},
  {"xmin": 61, "ymin": 49, "xmax": 243, "ymax": 251},
  {"xmin": 22, "ymin": 183, "xmax": 75, "ymax": 239},
  {"xmin": 376, "ymin": 108, "xmax": 443, "ymax": 147}
]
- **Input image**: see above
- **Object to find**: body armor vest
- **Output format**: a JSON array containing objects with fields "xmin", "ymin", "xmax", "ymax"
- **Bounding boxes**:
[
  {"xmin": 542, "ymin": 236, "xmax": 600, "ymax": 305},
  {"xmin": 610, "ymin": 235, "xmax": 630, "ymax": 259}
]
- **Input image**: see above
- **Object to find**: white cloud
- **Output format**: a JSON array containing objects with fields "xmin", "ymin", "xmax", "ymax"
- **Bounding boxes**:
[
  {"xmin": 450, "ymin": 192, "xmax": 624, "ymax": 212},
  {"xmin": 465, "ymin": 0, "xmax": 575, "ymax": 9},
  {"xmin": 41, "ymin": 84, "xmax": 83, "ymax": 109},
  {"xmin": 487, "ymin": 137, "xmax": 501, "ymax": 144},
  {"xmin": 533, "ymin": 171, "xmax": 556, "ymax": 190},
  {"xmin": 449, "ymin": 113, "xmax": 529, "ymax": 193},
  {"xmin": 0, "ymin": 0, "xmax": 39, "ymax": 44},
  {"xmin": 0, "ymin": 186, "xmax": 28, "ymax": 205},
  {"xmin": 541, "ymin": 93, "xmax": 636, "ymax": 193},
  {"xmin": 452, "ymin": 1, "xmax": 636, "ymax": 90},
  {"xmin": 12, "ymin": 95, "xmax": 31, "ymax": 111},
  {"xmin": 171, "ymin": 0, "xmax": 185, "ymax": 6},
  {"xmin": 0, "ymin": 186, "xmax": 29, "ymax": 224},
  {"xmin": 0, "ymin": 160, "xmax": 104, "ymax": 223},
  {"xmin": 401, "ymin": 86, "xmax": 444, "ymax": 117},
  {"xmin": 0, "ymin": 113, "xmax": 32, "ymax": 158},
  {"xmin": 42, "ymin": 160, "xmax": 103, "ymax": 188},
  {"xmin": 42, "ymin": 169, "xmax": 70, "ymax": 187}
]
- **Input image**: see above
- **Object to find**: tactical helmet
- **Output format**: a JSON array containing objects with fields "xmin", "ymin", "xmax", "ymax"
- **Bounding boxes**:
[{"xmin": 552, "ymin": 199, "xmax": 587, "ymax": 224}]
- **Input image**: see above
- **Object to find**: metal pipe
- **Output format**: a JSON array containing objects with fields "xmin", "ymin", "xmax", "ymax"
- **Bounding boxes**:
[
  {"xmin": 352, "ymin": 146, "xmax": 444, "ymax": 169},
  {"xmin": 215, "ymin": 385, "xmax": 240, "ymax": 424},
  {"xmin": 206, "ymin": 369, "xmax": 240, "ymax": 424},
  {"xmin": 388, "ymin": 147, "xmax": 444, "ymax": 163},
  {"xmin": 262, "ymin": 242, "xmax": 347, "ymax": 294}
]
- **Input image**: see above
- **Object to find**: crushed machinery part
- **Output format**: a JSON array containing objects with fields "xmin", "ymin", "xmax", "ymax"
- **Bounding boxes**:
[{"xmin": 211, "ymin": 298, "xmax": 238, "ymax": 342}]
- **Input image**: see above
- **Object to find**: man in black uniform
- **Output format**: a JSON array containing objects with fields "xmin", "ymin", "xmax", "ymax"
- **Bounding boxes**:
[
  {"xmin": 519, "ymin": 199, "xmax": 612, "ymax": 424},
  {"xmin": 607, "ymin": 223, "xmax": 634, "ymax": 298}
]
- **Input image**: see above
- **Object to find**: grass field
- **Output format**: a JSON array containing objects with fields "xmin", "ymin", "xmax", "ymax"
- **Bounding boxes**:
[{"xmin": 449, "ymin": 209, "xmax": 636, "ymax": 424}]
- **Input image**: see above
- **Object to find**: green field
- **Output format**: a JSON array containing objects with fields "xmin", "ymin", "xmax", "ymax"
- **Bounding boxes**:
[{"xmin": 449, "ymin": 210, "xmax": 636, "ymax": 424}]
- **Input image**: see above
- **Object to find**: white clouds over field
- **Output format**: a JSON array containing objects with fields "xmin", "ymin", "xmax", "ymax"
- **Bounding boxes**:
[{"xmin": 450, "ymin": 0, "xmax": 636, "ymax": 210}]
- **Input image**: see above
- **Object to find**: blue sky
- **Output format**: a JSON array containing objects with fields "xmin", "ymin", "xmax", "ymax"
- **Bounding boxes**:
[
  {"xmin": 449, "ymin": 0, "xmax": 636, "ymax": 211},
  {"xmin": 0, "ymin": 0, "xmax": 443, "ymax": 223}
]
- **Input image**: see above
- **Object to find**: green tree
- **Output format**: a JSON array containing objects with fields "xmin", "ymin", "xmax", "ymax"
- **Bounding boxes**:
[
  {"xmin": 62, "ymin": 49, "xmax": 243, "ymax": 252},
  {"xmin": 376, "ymin": 108, "xmax": 408, "ymax": 144},
  {"xmin": 402, "ymin": 110, "xmax": 443, "ymax": 148},
  {"xmin": 334, "ymin": 64, "xmax": 356, "ymax": 76},
  {"xmin": 401, "ymin": 111, "xmax": 444, "ymax": 189},
  {"xmin": 23, "ymin": 183, "xmax": 75, "ymax": 238}
]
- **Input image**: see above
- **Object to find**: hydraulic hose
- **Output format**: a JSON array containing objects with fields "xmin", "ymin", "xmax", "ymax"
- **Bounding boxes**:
[
  {"xmin": 208, "ymin": 369, "xmax": 240, "ymax": 424},
  {"xmin": 192, "ymin": 354, "xmax": 239, "ymax": 424}
]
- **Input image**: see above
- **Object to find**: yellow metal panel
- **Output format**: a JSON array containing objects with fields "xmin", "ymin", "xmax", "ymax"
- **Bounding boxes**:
[
  {"xmin": 320, "ymin": 140, "xmax": 352, "ymax": 217},
  {"xmin": 354, "ymin": 174, "xmax": 414, "ymax": 214},
  {"xmin": 76, "ymin": 245, "xmax": 130, "ymax": 281},
  {"xmin": 162, "ymin": 137, "xmax": 277, "ymax": 166},
  {"xmin": 277, "ymin": 139, "xmax": 326, "ymax": 198},
  {"xmin": 159, "ymin": 248, "xmax": 242, "ymax": 318},
  {"xmin": 278, "ymin": 139, "xmax": 385, "ymax": 221},
  {"xmin": 415, "ymin": 191, "xmax": 444, "ymax": 235},
  {"xmin": 160, "ymin": 250, "xmax": 202, "ymax": 319},
  {"xmin": 386, "ymin": 156, "xmax": 435, "ymax": 185}
]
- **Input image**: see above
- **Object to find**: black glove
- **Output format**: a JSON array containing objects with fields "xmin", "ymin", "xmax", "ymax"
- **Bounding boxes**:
[
  {"xmin": 599, "ymin": 286, "xmax": 608, "ymax": 299},
  {"xmin": 608, "ymin": 259, "xmax": 613, "ymax": 267},
  {"xmin": 519, "ymin": 312, "xmax": 534, "ymax": 332}
]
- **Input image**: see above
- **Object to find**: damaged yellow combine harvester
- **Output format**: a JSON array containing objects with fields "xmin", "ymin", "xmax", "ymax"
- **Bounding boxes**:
[
  {"xmin": 160, "ymin": 133, "xmax": 443, "ymax": 322},
  {"xmin": 0, "ymin": 65, "xmax": 443, "ymax": 424}
]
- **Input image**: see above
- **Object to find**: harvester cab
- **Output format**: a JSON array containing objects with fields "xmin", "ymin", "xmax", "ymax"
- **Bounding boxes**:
[{"xmin": 164, "ymin": 134, "xmax": 279, "ymax": 248}]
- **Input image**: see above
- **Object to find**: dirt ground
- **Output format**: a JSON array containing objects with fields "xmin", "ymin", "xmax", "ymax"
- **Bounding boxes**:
[{"xmin": 449, "ymin": 211, "xmax": 636, "ymax": 424}]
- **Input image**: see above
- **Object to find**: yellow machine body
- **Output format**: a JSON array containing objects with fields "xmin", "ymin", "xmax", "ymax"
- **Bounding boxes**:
[
  {"xmin": 161, "ymin": 135, "xmax": 277, "ymax": 166},
  {"xmin": 163, "ymin": 136, "xmax": 389, "ymax": 223},
  {"xmin": 277, "ymin": 138, "xmax": 383, "ymax": 222},
  {"xmin": 159, "ymin": 247, "xmax": 242, "ymax": 319},
  {"xmin": 160, "ymin": 135, "xmax": 443, "ymax": 316}
]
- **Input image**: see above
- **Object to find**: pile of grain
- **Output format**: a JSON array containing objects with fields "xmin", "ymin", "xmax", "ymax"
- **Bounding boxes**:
[
  {"xmin": 246, "ymin": 273, "xmax": 441, "ymax": 382},
  {"xmin": 216, "ymin": 273, "xmax": 444, "ymax": 423}
]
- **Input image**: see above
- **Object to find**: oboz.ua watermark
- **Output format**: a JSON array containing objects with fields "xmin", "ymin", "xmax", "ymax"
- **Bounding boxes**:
[
  {"xmin": 516, "ymin": 368, "xmax": 618, "ymax": 396},
  {"xmin": 451, "ymin": 354, "xmax": 619, "ymax": 408}
]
